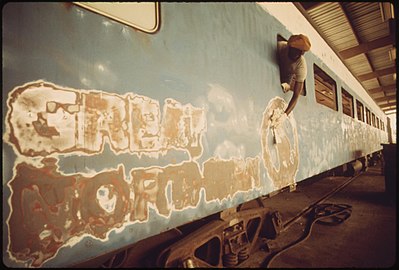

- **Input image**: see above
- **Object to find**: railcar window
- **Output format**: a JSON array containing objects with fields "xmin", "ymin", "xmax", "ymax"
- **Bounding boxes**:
[
  {"xmin": 341, "ymin": 88, "xmax": 354, "ymax": 117},
  {"xmin": 376, "ymin": 117, "xmax": 380, "ymax": 129},
  {"xmin": 371, "ymin": 113, "xmax": 376, "ymax": 127},
  {"xmin": 356, "ymin": 100, "xmax": 364, "ymax": 122},
  {"xmin": 314, "ymin": 64, "xmax": 337, "ymax": 111},
  {"xmin": 74, "ymin": 2, "xmax": 160, "ymax": 33},
  {"xmin": 277, "ymin": 34, "xmax": 287, "ymax": 42},
  {"xmin": 277, "ymin": 34, "xmax": 306, "ymax": 96},
  {"xmin": 365, "ymin": 108, "xmax": 371, "ymax": 125}
]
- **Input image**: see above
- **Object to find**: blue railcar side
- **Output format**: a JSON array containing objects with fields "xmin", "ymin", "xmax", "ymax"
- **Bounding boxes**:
[{"xmin": 2, "ymin": 3, "xmax": 387, "ymax": 267}]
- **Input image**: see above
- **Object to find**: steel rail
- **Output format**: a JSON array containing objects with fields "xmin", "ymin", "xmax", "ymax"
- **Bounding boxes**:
[{"xmin": 281, "ymin": 171, "xmax": 364, "ymax": 232}]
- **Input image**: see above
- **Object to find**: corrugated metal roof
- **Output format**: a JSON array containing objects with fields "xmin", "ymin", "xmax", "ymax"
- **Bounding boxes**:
[
  {"xmin": 295, "ymin": 2, "xmax": 396, "ymax": 115},
  {"xmin": 345, "ymin": 55, "xmax": 372, "ymax": 74}
]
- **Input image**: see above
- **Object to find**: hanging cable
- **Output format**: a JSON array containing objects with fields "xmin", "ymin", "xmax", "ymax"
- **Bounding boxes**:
[
  {"xmin": 263, "ymin": 203, "xmax": 352, "ymax": 268},
  {"xmin": 282, "ymin": 172, "xmax": 362, "ymax": 232}
]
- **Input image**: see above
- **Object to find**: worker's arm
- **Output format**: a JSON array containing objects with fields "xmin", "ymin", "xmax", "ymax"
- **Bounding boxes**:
[{"xmin": 284, "ymin": 81, "xmax": 303, "ymax": 115}]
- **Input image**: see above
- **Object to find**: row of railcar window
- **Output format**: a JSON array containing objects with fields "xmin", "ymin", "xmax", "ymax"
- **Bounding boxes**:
[
  {"xmin": 276, "ymin": 37, "xmax": 386, "ymax": 133},
  {"xmin": 276, "ymin": 34, "xmax": 385, "ymax": 133},
  {"xmin": 312, "ymin": 63, "xmax": 386, "ymax": 132}
]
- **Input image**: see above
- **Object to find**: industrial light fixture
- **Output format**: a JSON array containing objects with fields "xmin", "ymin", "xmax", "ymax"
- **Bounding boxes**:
[
  {"xmin": 380, "ymin": 2, "xmax": 394, "ymax": 22},
  {"xmin": 385, "ymin": 109, "xmax": 396, "ymax": 115},
  {"xmin": 390, "ymin": 48, "xmax": 396, "ymax": 80},
  {"xmin": 388, "ymin": 47, "xmax": 396, "ymax": 61}
]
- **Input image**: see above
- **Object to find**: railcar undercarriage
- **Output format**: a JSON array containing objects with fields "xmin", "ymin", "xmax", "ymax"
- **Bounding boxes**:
[{"xmin": 72, "ymin": 197, "xmax": 282, "ymax": 268}]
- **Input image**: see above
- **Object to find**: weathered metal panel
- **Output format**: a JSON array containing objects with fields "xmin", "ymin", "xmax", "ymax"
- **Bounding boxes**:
[
  {"xmin": 361, "ymin": 78, "xmax": 383, "ymax": 90},
  {"xmin": 2, "ymin": 2, "xmax": 387, "ymax": 268},
  {"xmin": 308, "ymin": 2, "xmax": 359, "ymax": 52},
  {"xmin": 345, "ymin": 2, "xmax": 390, "ymax": 42},
  {"xmin": 368, "ymin": 47, "xmax": 396, "ymax": 70},
  {"xmin": 344, "ymin": 54, "xmax": 373, "ymax": 75}
]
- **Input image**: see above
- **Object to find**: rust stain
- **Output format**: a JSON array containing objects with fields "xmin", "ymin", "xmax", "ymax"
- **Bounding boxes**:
[
  {"xmin": 81, "ymin": 91, "xmax": 129, "ymax": 152},
  {"xmin": 4, "ymin": 81, "xmax": 264, "ymax": 267},
  {"xmin": 7, "ymin": 158, "xmax": 129, "ymax": 267},
  {"xmin": 32, "ymin": 112, "xmax": 60, "ymax": 137},
  {"xmin": 4, "ymin": 79, "xmax": 382, "ymax": 268},
  {"xmin": 5, "ymin": 81, "xmax": 206, "ymax": 158},
  {"xmin": 130, "ymin": 95, "xmax": 161, "ymax": 152},
  {"xmin": 7, "ymin": 157, "xmax": 260, "ymax": 266},
  {"xmin": 203, "ymin": 157, "xmax": 261, "ymax": 201},
  {"xmin": 161, "ymin": 99, "xmax": 206, "ymax": 158}
]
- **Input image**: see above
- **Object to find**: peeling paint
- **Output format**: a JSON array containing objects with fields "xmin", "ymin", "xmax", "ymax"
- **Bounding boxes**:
[
  {"xmin": 260, "ymin": 97, "xmax": 299, "ymax": 189},
  {"xmin": 4, "ymin": 81, "xmax": 206, "ymax": 159},
  {"xmin": 6, "ymin": 156, "xmax": 261, "ymax": 266},
  {"xmin": 4, "ymin": 81, "xmax": 263, "ymax": 267}
]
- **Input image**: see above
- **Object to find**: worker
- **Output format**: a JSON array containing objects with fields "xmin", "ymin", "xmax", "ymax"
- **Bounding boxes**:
[{"xmin": 271, "ymin": 34, "xmax": 311, "ymax": 128}]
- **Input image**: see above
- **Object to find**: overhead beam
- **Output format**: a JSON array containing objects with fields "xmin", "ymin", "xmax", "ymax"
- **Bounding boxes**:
[
  {"xmin": 358, "ymin": 66, "xmax": 396, "ymax": 81},
  {"xmin": 375, "ymin": 95, "xmax": 396, "ymax": 103},
  {"xmin": 384, "ymin": 109, "xmax": 396, "ymax": 114},
  {"xmin": 299, "ymin": 2, "xmax": 324, "ymax": 11},
  {"xmin": 339, "ymin": 35, "xmax": 394, "ymax": 60},
  {"xmin": 339, "ymin": 2, "xmax": 383, "ymax": 88},
  {"xmin": 368, "ymin": 84, "xmax": 396, "ymax": 94},
  {"xmin": 381, "ymin": 107, "xmax": 396, "ymax": 113},
  {"xmin": 379, "ymin": 102, "xmax": 397, "ymax": 109}
]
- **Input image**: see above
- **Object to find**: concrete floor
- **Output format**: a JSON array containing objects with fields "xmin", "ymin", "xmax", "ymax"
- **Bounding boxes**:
[{"xmin": 241, "ymin": 163, "xmax": 396, "ymax": 268}]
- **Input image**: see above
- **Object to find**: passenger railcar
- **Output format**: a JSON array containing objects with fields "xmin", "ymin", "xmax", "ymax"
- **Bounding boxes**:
[{"xmin": 2, "ymin": 2, "xmax": 388, "ymax": 268}]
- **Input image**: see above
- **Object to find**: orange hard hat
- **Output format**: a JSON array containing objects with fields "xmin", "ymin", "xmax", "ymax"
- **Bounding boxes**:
[{"xmin": 288, "ymin": 34, "xmax": 311, "ymax": 51}]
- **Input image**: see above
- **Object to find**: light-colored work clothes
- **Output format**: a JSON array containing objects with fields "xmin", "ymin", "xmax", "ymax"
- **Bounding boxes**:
[{"xmin": 277, "ymin": 41, "xmax": 307, "ymax": 86}]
